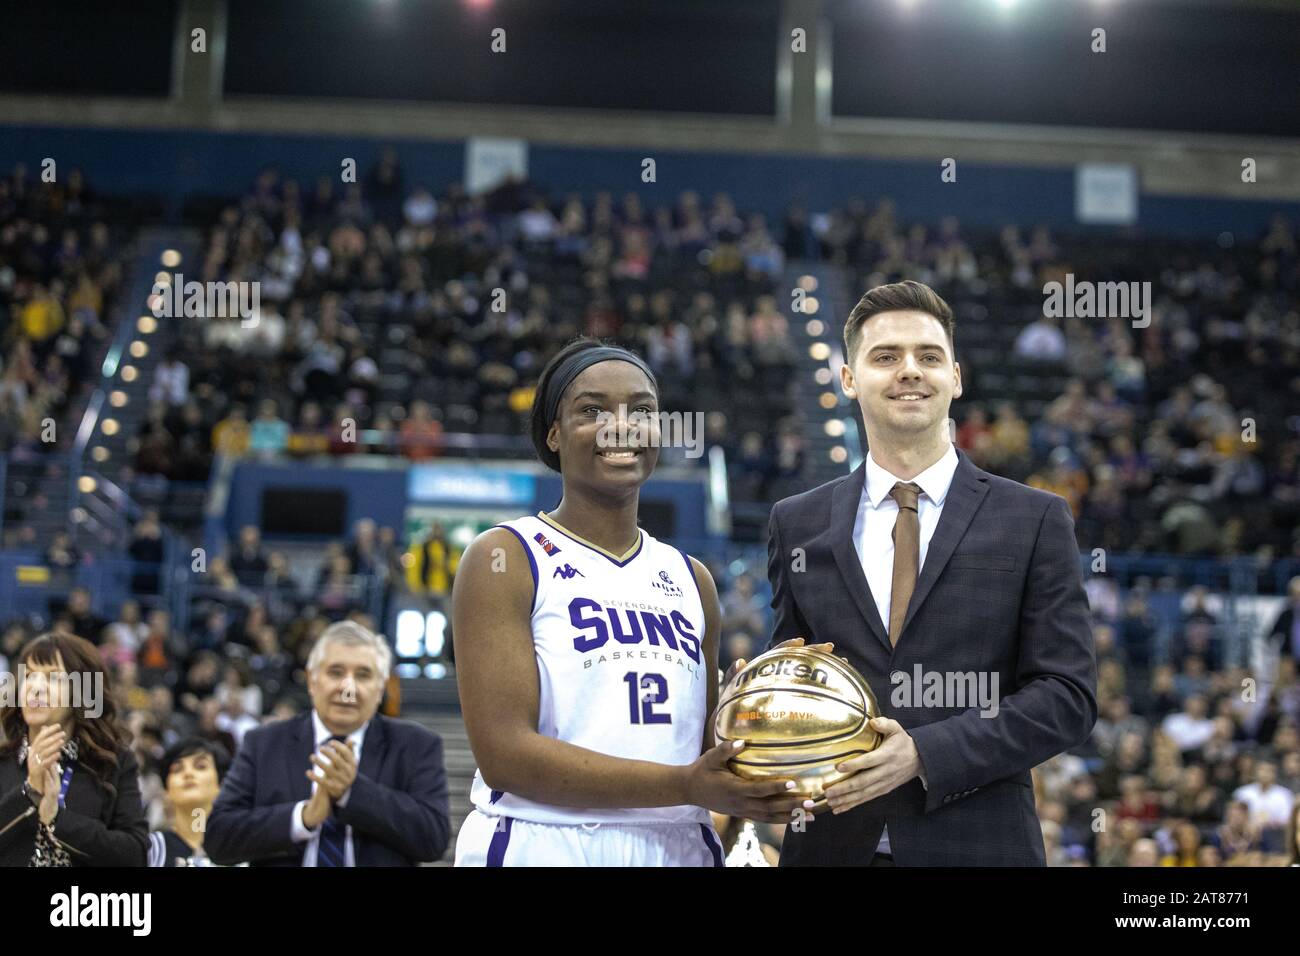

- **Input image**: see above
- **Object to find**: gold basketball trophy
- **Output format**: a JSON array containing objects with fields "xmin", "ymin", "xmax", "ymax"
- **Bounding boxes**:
[{"xmin": 714, "ymin": 646, "xmax": 882, "ymax": 804}]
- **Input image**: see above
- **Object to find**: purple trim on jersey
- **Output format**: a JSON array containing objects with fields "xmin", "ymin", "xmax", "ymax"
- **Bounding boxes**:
[
  {"xmin": 486, "ymin": 816, "xmax": 514, "ymax": 867},
  {"xmin": 539, "ymin": 520, "xmax": 644, "ymax": 568},
  {"xmin": 700, "ymin": 824, "xmax": 724, "ymax": 867},
  {"xmin": 677, "ymin": 549, "xmax": 703, "ymax": 605},
  {"xmin": 489, "ymin": 789, "xmax": 503, "ymax": 804},
  {"xmin": 494, "ymin": 524, "xmax": 539, "ymax": 613}
]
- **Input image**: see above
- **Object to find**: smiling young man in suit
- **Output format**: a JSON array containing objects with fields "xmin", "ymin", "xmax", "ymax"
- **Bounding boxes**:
[
  {"xmin": 766, "ymin": 280, "xmax": 1097, "ymax": 866},
  {"xmin": 205, "ymin": 621, "xmax": 450, "ymax": 866}
]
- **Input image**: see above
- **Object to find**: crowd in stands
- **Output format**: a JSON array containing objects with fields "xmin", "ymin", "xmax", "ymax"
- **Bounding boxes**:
[
  {"xmin": 132, "ymin": 157, "xmax": 801, "ymax": 504},
  {"xmin": 0, "ymin": 162, "xmax": 121, "ymax": 456},
  {"xmin": 1024, "ymin": 573, "xmax": 1300, "ymax": 867},
  {"xmin": 129, "ymin": 163, "xmax": 1300, "ymax": 551}
]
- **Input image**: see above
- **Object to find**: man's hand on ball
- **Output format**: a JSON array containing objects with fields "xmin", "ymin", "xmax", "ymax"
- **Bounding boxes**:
[
  {"xmin": 822, "ymin": 717, "xmax": 922, "ymax": 814},
  {"xmin": 721, "ymin": 636, "xmax": 836, "ymax": 686}
]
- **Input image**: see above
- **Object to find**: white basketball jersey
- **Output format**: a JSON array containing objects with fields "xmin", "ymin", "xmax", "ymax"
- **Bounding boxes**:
[{"xmin": 468, "ymin": 513, "xmax": 711, "ymax": 825}]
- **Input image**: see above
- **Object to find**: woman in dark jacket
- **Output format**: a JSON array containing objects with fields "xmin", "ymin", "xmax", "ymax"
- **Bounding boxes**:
[{"xmin": 0, "ymin": 633, "xmax": 147, "ymax": 866}]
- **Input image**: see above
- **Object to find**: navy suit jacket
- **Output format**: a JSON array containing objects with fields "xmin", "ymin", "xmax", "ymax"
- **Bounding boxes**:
[
  {"xmin": 767, "ymin": 449, "xmax": 1097, "ymax": 866},
  {"xmin": 205, "ymin": 712, "xmax": 450, "ymax": 866}
]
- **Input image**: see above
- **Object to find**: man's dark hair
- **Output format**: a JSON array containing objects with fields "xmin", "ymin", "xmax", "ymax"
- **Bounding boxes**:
[
  {"xmin": 159, "ymin": 736, "xmax": 232, "ymax": 784},
  {"xmin": 843, "ymin": 279, "xmax": 956, "ymax": 362}
]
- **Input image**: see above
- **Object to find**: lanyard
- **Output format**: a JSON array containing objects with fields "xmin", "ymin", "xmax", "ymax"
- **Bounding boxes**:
[{"xmin": 57, "ymin": 760, "xmax": 75, "ymax": 810}]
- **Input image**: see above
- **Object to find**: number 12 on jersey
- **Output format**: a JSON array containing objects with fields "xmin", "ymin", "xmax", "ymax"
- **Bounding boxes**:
[{"xmin": 623, "ymin": 671, "xmax": 671, "ymax": 724}]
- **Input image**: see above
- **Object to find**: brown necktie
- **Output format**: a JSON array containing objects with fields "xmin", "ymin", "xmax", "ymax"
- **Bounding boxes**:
[{"xmin": 888, "ymin": 482, "xmax": 922, "ymax": 647}]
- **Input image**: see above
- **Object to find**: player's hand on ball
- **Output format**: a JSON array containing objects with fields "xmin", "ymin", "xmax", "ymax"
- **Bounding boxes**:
[
  {"xmin": 721, "ymin": 636, "xmax": 836, "ymax": 687},
  {"xmin": 685, "ymin": 739, "xmax": 815, "ymax": 824},
  {"xmin": 821, "ymin": 717, "xmax": 922, "ymax": 814}
]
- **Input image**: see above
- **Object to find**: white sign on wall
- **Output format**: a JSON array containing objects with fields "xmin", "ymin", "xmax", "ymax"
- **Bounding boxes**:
[
  {"xmin": 1075, "ymin": 163, "xmax": 1139, "ymax": 225},
  {"xmin": 465, "ymin": 137, "xmax": 529, "ymax": 196}
]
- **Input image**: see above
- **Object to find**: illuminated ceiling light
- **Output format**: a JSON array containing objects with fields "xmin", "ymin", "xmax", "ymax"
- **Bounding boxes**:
[
  {"xmin": 797, "ymin": 275, "xmax": 818, "ymax": 292},
  {"xmin": 814, "ymin": 368, "xmax": 832, "ymax": 385},
  {"xmin": 819, "ymin": 392, "xmax": 838, "ymax": 409},
  {"xmin": 154, "ymin": 271, "xmax": 172, "ymax": 287},
  {"xmin": 121, "ymin": 365, "xmax": 138, "ymax": 382},
  {"xmin": 91, "ymin": 447, "xmax": 110, "ymax": 462},
  {"xmin": 802, "ymin": 297, "xmax": 820, "ymax": 315},
  {"xmin": 809, "ymin": 343, "xmax": 830, "ymax": 361},
  {"xmin": 77, "ymin": 476, "xmax": 97, "ymax": 494},
  {"xmin": 130, "ymin": 341, "xmax": 149, "ymax": 358},
  {"xmin": 829, "ymin": 447, "xmax": 848, "ymax": 464},
  {"xmin": 805, "ymin": 319, "xmax": 824, "ymax": 337},
  {"xmin": 101, "ymin": 418, "xmax": 119, "ymax": 436},
  {"xmin": 824, "ymin": 419, "xmax": 846, "ymax": 438},
  {"xmin": 161, "ymin": 249, "xmax": 181, "ymax": 267},
  {"xmin": 109, "ymin": 390, "xmax": 128, "ymax": 407},
  {"xmin": 137, "ymin": 315, "xmax": 157, "ymax": 334}
]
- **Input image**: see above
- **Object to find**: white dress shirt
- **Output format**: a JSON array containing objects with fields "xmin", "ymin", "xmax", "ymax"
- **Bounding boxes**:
[
  {"xmin": 291, "ymin": 711, "xmax": 368, "ymax": 866},
  {"xmin": 851, "ymin": 442, "xmax": 957, "ymax": 855}
]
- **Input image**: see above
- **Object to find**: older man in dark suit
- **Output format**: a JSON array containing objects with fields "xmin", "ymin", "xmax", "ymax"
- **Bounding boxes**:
[
  {"xmin": 206, "ymin": 621, "xmax": 450, "ymax": 866},
  {"xmin": 765, "ymin": 280, "xmax": 1097, "ymax": 866}
]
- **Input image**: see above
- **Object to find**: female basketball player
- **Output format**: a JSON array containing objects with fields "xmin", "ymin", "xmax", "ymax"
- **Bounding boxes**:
[{"xmin": 454, "ymin": 338, "xmax": 817, "ymax": 866}]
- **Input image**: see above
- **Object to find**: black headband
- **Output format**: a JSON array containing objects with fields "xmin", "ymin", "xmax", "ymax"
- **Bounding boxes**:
[{"xmin": 542, "ymin": 347, "xmax": 657, "ymax": 427}]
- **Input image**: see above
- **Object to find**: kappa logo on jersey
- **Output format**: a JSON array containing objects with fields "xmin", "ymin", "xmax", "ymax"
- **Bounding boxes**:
[
  {"xmin": 652, "ymin": 569, "xmax": 684, "ymax": 598},
  {"xmin": 553, "ymin": 564, "xmax": 585, "ymax": 580},
  {"xmin": 534, "ymin": 532, "xmax": 562, "ymax": 556}
]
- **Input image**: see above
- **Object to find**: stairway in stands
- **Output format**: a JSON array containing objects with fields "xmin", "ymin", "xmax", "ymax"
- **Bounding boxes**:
[
  {"xmin": 0, "ymin": 229, "xmax": 207, "ymax": 554},
  {"xmin": 784, "ymin": 260, "xmax": 861, "ymax": 489},
  {"xmin": 399, "ymin": 677, "xmax": 474, "ymax": 866},
  {"xmin": 86, "ymin": 229, "xmax": 207, "ymax": 542}
]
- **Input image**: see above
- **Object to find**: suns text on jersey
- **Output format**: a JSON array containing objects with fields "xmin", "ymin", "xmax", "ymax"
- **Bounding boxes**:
[{"xmin": 568, "ymin": 596, "xmax": 702, "ymax": 664}]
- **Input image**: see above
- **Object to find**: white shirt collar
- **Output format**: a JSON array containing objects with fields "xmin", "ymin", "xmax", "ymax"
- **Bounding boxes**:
[
  {"xmin": 311, "ymin": 709, "xmax": 368, "ymax": 750},
  {"xmin": 863, "ymin": 443, "xmax": 959, "ymax": 509}
]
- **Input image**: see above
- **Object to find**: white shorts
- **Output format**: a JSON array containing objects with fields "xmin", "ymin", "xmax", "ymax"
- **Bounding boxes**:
[{"xmin": 454, "ymin": 809, "xmax": 725, "ymax": 867}]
